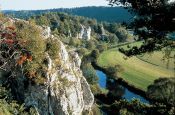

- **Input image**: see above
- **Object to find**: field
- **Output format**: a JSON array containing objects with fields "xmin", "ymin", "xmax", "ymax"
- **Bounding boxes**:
[{"xmin": 97, "ymin": 42, "xmax": 174, "ymax": 91}]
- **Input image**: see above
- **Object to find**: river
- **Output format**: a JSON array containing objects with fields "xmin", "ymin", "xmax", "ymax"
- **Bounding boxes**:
[{"xmin": 96, "ymin": 70, "xmax": 149, "ymax": 103}]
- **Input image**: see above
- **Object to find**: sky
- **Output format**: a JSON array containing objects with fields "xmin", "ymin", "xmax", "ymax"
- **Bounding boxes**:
[{"xmin": 0, "ymin": 0, "xmax": 109, "ymax": 10}]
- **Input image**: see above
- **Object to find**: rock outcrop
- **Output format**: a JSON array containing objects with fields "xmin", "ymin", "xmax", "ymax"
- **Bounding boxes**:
[
  {"xmin": 0, "ymin": 18, "xmax": 94, "ymax": 115},
  {"xmin": 26, "ymin": 25, "xmax": 94, "ymax": 115},
  {"xmin": 42, "ymin": 26, "xmax": 51, "ymax": 38},
  {"xmin": 101, "ymin": 25, "xmax": 106, "ymax": 36},
  {"xmin": 24, "ymin": 42, "xmax": 94, "ymax": 115},
  {"xmin": 78, "ymin": 25, "xmax": 91, "ymax": 40}
]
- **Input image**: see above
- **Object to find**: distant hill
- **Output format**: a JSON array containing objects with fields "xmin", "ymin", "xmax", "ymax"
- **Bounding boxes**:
[{"xmin": 3, "ymin": 6, "xmax": 133, "ymax": 23}]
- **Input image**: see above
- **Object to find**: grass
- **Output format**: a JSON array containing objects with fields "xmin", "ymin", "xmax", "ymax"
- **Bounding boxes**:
[
  {"xmin": 137, "ymin": 51, "xmax": 174, "ymax": 70},
  {"xmin": 97, "ymin": 42, "xmax": 174, "ymax": 91}
]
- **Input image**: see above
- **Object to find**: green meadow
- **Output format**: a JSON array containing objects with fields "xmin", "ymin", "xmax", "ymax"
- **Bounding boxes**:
[{"xmin": 97, "ymin": 42, "xmax": 174, "ymax": 91}]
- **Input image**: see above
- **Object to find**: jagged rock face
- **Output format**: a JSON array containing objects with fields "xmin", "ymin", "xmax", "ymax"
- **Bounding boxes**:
[
  {"xmin": 79, "ymin": 25, "xmax": 85, "ymax": 39},
  {"xmin": 23, "ymin": 28, "xmax": 94, "ymax": 115},
  {"xmin": 78, "ymin": 25, "xmax": 91, "ymax": 40},
  {"xmin": 42, "ymin": 26, "xmax": 51, "ymax": 38},
  {"xmin": 0, "ymin": 18, "xmax": 94, "ymax": 115},
  {"xmin": 101, "ymin": 25, "xmax": 106, "ymax": 36},
  {"xmin": 86, "ymin": 27, "xmax": 91, "ymax": 41}
]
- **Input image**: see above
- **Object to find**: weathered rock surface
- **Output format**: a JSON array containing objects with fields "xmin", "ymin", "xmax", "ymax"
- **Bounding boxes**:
[
  {"xmin": 1, "ymin": 18, "xmax": 94, "ymax": 115},
  {"xmin": 25, "ymin": 27, "xmax": 94, "ymax": 115},
  {"xmin": 78, "ymin": 24, "xmax": 91, "ymax": 40}
]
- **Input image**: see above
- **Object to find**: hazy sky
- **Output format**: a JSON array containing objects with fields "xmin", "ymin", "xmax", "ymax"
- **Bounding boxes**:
[{"xmin": 0, "ymin": 0, "xmax": 109, "ymax": 10}]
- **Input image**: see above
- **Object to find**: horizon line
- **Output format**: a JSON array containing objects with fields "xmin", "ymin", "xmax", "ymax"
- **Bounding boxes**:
[{"xmin": 2, "ymin": 5, "xmax": 123, "ymax": 11}]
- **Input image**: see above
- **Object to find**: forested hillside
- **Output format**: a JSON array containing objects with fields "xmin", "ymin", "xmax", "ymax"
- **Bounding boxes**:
[
  {"xmin": 26, "ymin": 12, "xmax": 134, "ymax": 44},
  {"xmin": 3, "ymin": 6, "xmax": 133, "ymax": 23},
  {"xmin": 1, "ymin": 2, "xmax": 174, "ymax": 115}
]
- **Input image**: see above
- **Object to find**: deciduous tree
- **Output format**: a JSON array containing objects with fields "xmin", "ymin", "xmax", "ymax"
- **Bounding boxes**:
[{"xmin": 108, "ymin": 0, "xmax": 175, "ymax": 54}]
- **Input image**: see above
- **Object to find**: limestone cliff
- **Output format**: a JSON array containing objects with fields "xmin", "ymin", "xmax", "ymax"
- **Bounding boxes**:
[
  {"xmin": 0, "ymin": 18, "xmax": 94, "ymax": 115},
  {"xmin": 77, "ymin": 24, "xmax": 91, "ymax": 40},
  {"xmin": 24, "ymin": 41, "xmax": 94, "ymax": 115}
]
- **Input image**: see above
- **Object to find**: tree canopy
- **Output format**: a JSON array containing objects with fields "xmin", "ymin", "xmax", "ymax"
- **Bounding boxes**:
[
  {"xmin": 108, "ymin": 0, "xmax": 175, "ymax": 54},
  {"xmin": 147, "ymin": 77, "xmax": 175, "ymax": 106}
]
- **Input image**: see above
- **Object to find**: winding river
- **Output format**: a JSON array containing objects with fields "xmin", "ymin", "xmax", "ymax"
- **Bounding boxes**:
[{"xmin": 96, "ymin": 70, "xmax": 149, "ymax": 103}]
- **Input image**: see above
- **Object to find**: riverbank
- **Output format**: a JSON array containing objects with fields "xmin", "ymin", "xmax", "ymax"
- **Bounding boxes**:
[
  {"xmin": 89, "ymin": 62, "xmax": 173, "ymax": 115},
  {"xmin": 97, "ymin": 43, "xmax": 174, "ymax": 91},
  {"xmin": 91, "ymin": 62, "xmax": 151, "ymax": 101}
]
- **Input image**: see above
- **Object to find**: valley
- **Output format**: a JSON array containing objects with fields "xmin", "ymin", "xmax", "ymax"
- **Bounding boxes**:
[
  {"xmin": 0, "ymin": 2, "xmax": 175, "ymax": 115},
  {"xmin": 97, "ymin": 42, "xmax": 174, "ymax": 91}
]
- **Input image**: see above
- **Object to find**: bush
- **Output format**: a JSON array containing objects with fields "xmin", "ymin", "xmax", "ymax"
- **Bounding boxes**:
[
  {"xmin": 0, "ymin": 86, "xmax": 28, "ymax": 115},
  {"xmin": 147, "ymin": 77, "xmax": 175, "ymax": 106},
  {"xmin": 119, "ymin": 108, "xmax": 134, "ymax": 115},
  {"xmin": 0, "ymin": 100, "xmax": 28, "ymax": 115},
  {"xmin": 82, "ymin": 63, "xmax": 98, "ymax": 85},
  {"xmin": 115, "ymin": 27, "xmax": 129, "ymax": 42},
  {"xmin": 16, "ymin": 23, "xmax": 46, "ymax": 52},
  {"xmin": 46, "ymin": 39, "xmax": 61, "ymax": 59},
  {"xmin": 106, "ymin": 65, "xmax": 124, "ymax": 78},
  {"xmin": 69, "ymin": 37, "xmax": 81, "ymax": 47},
  {"xmin": 14, "ymin": 21, "xmax": 46, "ymax": 73},
  {"xmin": 77, "ymin": 48, "xmax": 88, "ymax": 57},
  {"xmin": 109, "ymin": 99, "xmax": 174, "ymax": 115},
  {"xmin": 91, "ymin": 49, "xmax": 100, "ymax": 61},
  {"xmin": 108, "ymin": 34, "xmax": 119, "ymax": 43},
  {"xmin": 97, "ymin": 44, "xmax": 108, "ymax": 52},
  {"xmin": 86, "ymin": 40, "xmax": 96, "ymax": 50},
  {"xmin": 90, "ymin": 84, "xmax": 102, "ymax": 95},
  {"xmin": 90, "ymin": 104, "xmax": 102, "ymax": 115}
]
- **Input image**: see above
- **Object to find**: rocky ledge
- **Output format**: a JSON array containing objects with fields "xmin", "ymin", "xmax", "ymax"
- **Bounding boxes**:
[{"xmin": 0, "ymin": 18, "xmax": 94, "ymax": 115}]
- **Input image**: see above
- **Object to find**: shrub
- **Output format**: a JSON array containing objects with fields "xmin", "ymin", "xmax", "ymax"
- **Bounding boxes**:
[
  {"xmin": 86, "ymin": 40, "xmax": 96, "ymax": 50},
  {"xmin": 82, "ymin": 63, "xmax": 98, "ymax": 85},
  {"xmin": 106, "ymin": 65, "xmax": 124, "ymax": 78},
  {"xmin": 90, "ymin": 84, "xmax": 102, "ymax": 95},
  {"xmin": 90, "ymin": 104, "xmax": 102, "ymax": 115},
  {"xmin": 0, "ymin": 86, "xmax": 28, "ymax": 115},
  {"xmin": 147, "ymin": 77, "xmax": 175, "ymax": 106},
  {"xmin": 69, "ymin": 37, "xmax": 81, "ymax": 47},
  {"xmin": 46, "ymin": 39, "xmax": 61, "ymax": 59},
  {"xmin": 14, "ymin": 21, "xmax": 46, "ymax": 74},
  {"xmin": 91, "ymin": 49, "xmax": 100, "ymax": 61},
  {"xmin": 15, "ymin": 21, "xmax": 46, "ymax": 56},
  {"xmin": 77, "ymin": 48, "xmax": 88, "ymax": 57},
  {"xmin": 108, "ymin": 34, "xmax": 119, "ymax": 44},
  {"xmin": 34, "ymin": 76, "xmax": 47, "ymax": 85},
  {"xmin": 97, "ymin": 44, "xmax": 108, "ymax": 52},
  {"xmin": 5, "ymin": 21, "xmax": 49, "ymax": 85}
]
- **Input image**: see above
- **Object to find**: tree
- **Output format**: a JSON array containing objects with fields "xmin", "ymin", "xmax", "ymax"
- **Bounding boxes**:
[
  {"xmin": 77, "ymin": 48, "xmax": 88, "ymax": 57},
  {"xmin": 86, "ymin": 41, "xmax": 96, "ymax": 50},
  {"xmin": 94, "ymin": 24, "xmax": 102, "ymax": 34},
  {"xmin": 108, "ymin": 0, "xmax": 175, "ymax": 54},
  {"xmin": 69, "ymin": 38, "xmax": 81, "ymax": 47},
  {"xmin": 106, "ymin": 65, "xmax": 124, "ymax": 78},
  {"xmin": 91, "ymin": 49, "xmax": 100, "ymax": 60},
  {"xmin": 108, "ymin": 33, "xmax": 119, "ymax": 43},
  {"xmin": 97, "ymin": 43, "xmax": 108, "ymax": 52},
  {"xmin": 115, "ymin": 27, "xmax": 129, "ymax": 42},
  {"xmin": 46, "ymin": 39, "xmax": 61, "ymax": 59},
  {"xmin": 82, "ymin": 63, "xmax": 98, "ymax": 85},
  {"xmin": 147, "ymin": 77, "xmax": 175, "ymax": 106},
  {"xmin": 37, "ymin": 15, "xmax": 49, "ymax": 26},
  {"xmin": 107, "ymin": 23, "xmax": 119, "ymax": 33}
]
